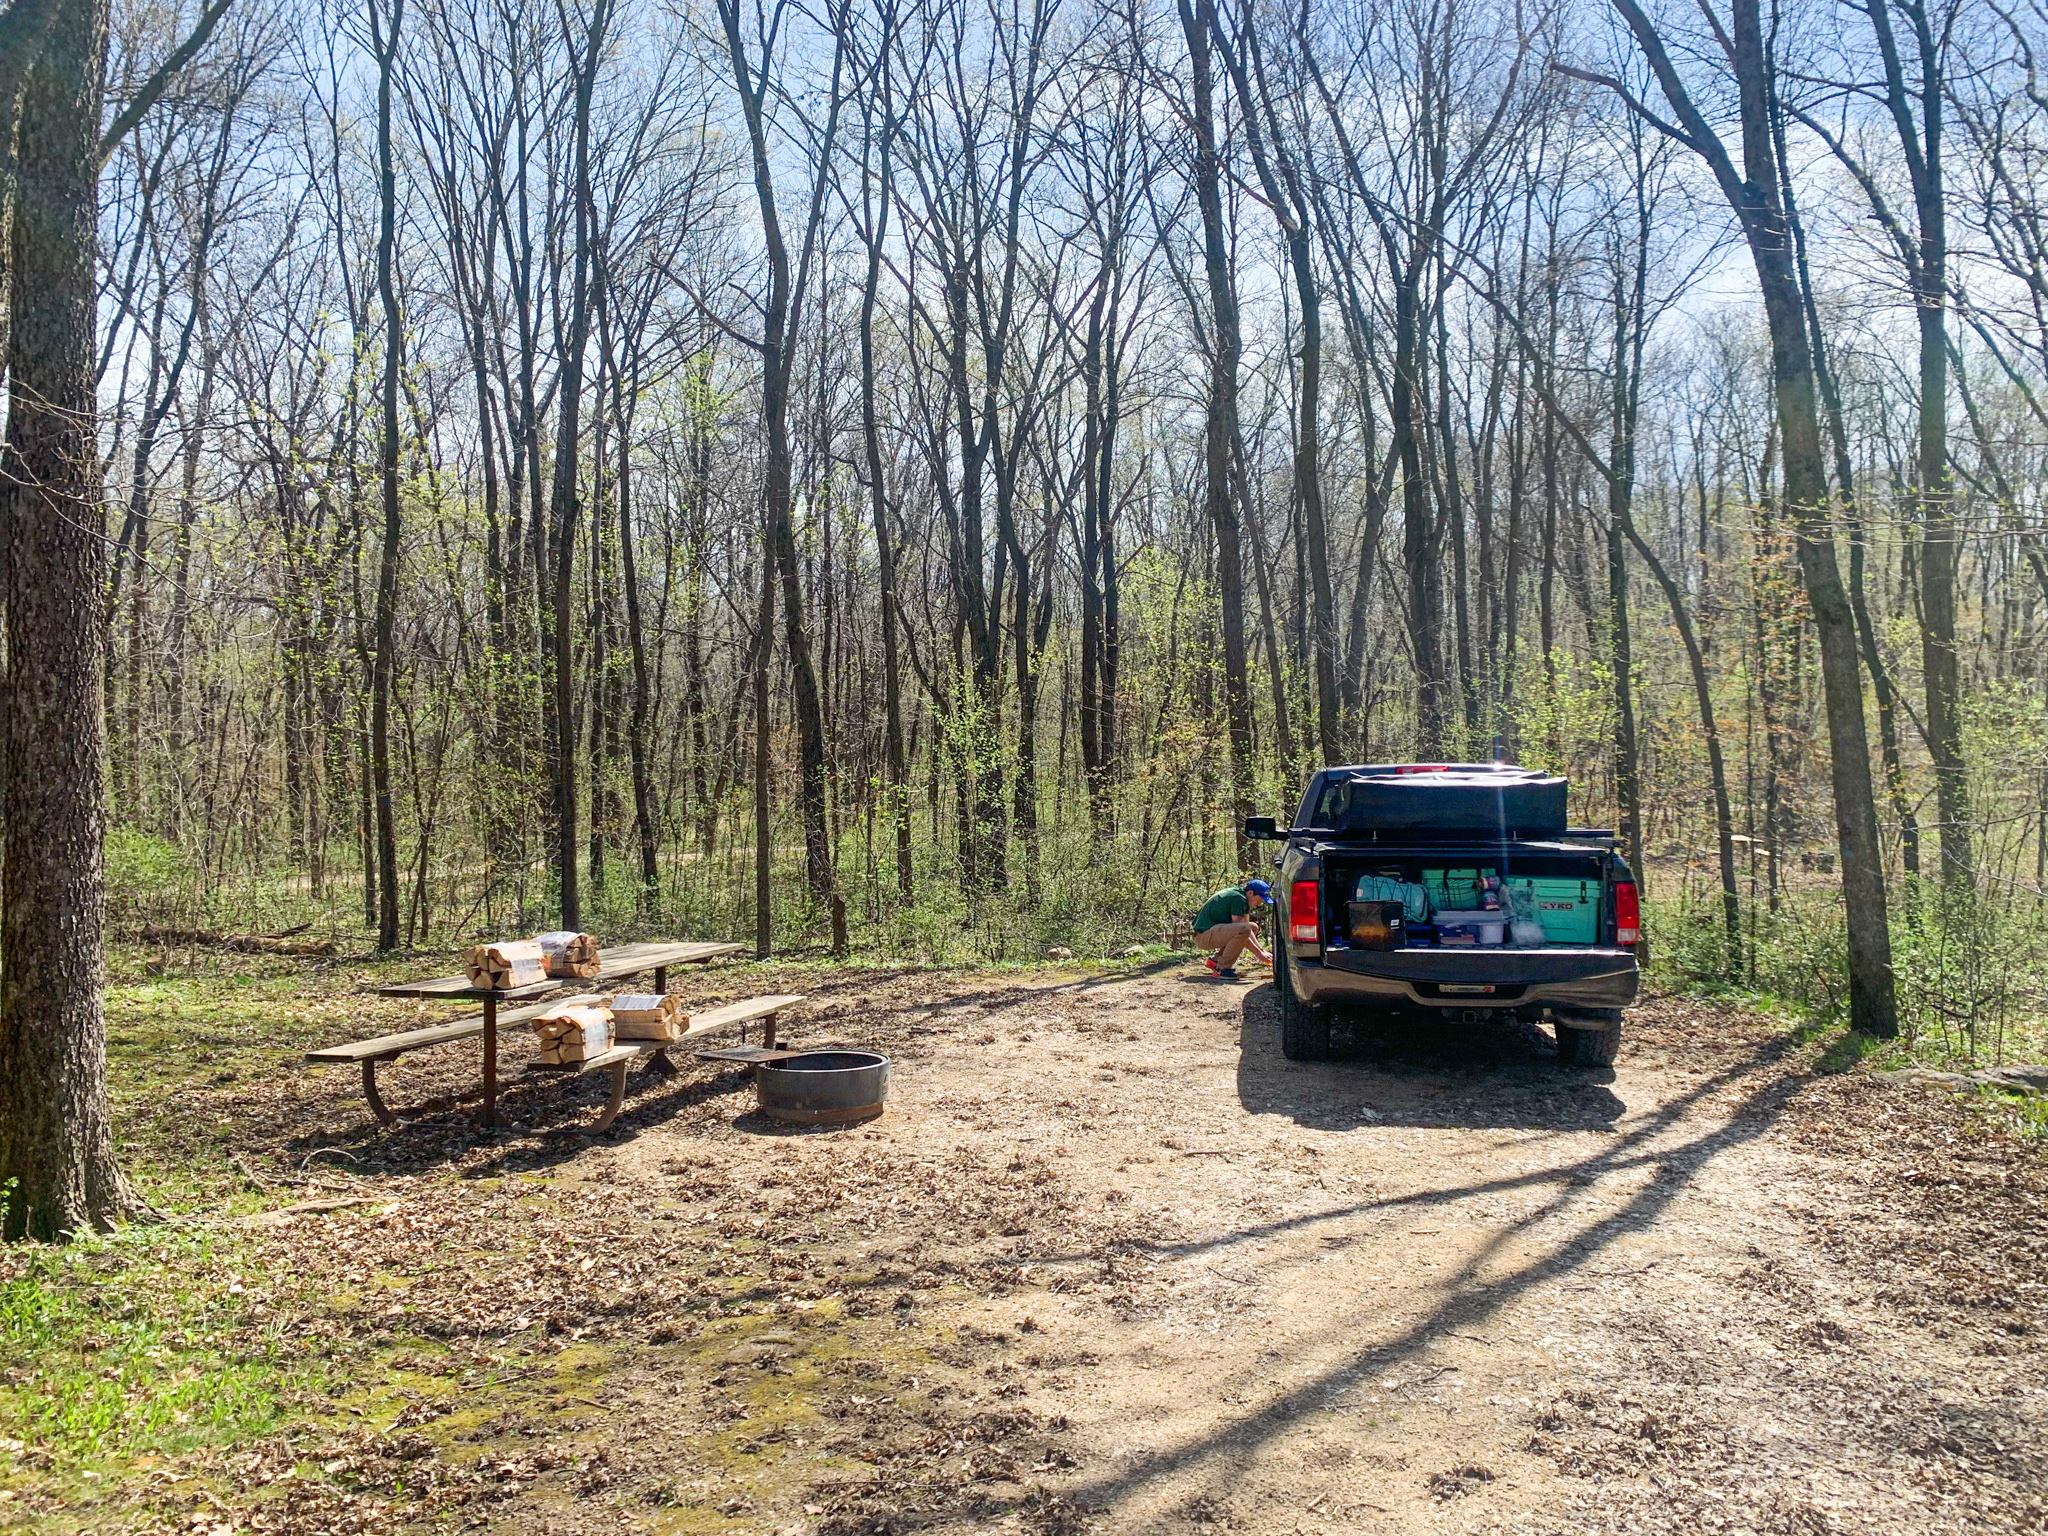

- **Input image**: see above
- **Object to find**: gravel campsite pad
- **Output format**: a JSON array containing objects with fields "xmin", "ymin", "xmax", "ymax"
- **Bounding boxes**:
[{"xmin": 5, "ymin": 961, "xmax": 2045, "ymax": 1535}]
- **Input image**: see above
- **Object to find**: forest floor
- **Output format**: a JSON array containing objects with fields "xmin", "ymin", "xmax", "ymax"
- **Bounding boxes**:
[{"xmin": 3, "ymin": 952, "xmax": 2046, "ymax": 1536}]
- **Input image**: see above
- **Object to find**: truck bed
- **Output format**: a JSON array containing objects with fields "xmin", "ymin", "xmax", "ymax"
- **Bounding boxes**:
[{"xmin": 1295, "ymin": 837, "xmax": 1637, "ymax": 1012}]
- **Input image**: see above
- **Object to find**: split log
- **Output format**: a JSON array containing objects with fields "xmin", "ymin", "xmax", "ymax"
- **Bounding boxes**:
[
  {"xmin": 465, "ymin": 939, "xmax": 550, "ymax": 990},
  {"xmin": 607, "ymin": 991, "xmax": 686, "ymax": 1042},
  {"xmin": 531, "ymin": 1003, "xmax": 615, "ymax": 1065},
  {"xmin": 533, "ymin": 930, "xmax": 601, "ymax": 978}
]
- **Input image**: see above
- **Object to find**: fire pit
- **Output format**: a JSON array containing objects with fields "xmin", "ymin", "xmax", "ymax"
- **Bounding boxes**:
[{"xmin": 755, "ymin": 1050, "xmax": 891, "ymax": 1126}]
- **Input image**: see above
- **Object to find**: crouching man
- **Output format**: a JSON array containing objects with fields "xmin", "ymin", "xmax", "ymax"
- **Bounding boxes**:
[{"xmin": 1193, "ymin": 878, "xmax": 1274, "ymax": 981}]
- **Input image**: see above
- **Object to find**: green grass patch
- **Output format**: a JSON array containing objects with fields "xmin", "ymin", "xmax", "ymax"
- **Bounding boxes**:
[
  {"xmin": 1971, "ymin": 1086, "xmax": 2048, "ymax": 1146},
  {"xmin": 0, "ymin": 1227, "xmax": 316, "ymax": 1469},
  {"xmin": 1812, "ymin": 1028, "xmax": 1897, "ymax": 1075}
]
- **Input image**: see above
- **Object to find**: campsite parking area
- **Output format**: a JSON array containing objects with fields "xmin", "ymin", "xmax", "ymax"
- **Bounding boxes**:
[{"xmin": 3, "ymin": 956, "xmax": 2043, "ymax": 1535}]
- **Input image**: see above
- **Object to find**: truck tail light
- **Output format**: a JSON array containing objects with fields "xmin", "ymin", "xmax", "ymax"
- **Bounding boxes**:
[
  {"xmin": 1614, "ymin": 881, "xmax": 1640, "ymax": 946},
  {"xmin": 1289, "ymin": 879, "xmax": 1322, "ymax": 943}
]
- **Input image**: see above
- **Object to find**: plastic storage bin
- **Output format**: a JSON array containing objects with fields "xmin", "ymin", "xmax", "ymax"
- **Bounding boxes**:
[{"xmin": 1433, "ymin": 909, "xmax": 1507, "ymax": 946}]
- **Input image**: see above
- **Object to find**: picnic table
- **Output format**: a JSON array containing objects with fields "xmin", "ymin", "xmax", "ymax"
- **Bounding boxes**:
[{"xmin": 336, "ymin": 940, "xmax": 745, "ymax": 1128}]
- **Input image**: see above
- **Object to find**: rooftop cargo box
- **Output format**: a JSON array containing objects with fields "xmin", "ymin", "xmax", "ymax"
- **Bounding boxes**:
[{"xmin": 1312, "ymin": 765, "xmax": 1568, "ymax": 835}]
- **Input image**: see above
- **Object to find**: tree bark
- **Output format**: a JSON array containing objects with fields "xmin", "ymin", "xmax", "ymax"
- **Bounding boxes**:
[
  {"xmin": 0, "ymin": 0, "xmax": 156, "ymax": 1240},
  {"xmin": 752, "ymin": 551, "xmax": 773, "ymax": 958},
  {"xmin": 1788, "ymin": 165, "xmax": 1922, "ymax": 885}
]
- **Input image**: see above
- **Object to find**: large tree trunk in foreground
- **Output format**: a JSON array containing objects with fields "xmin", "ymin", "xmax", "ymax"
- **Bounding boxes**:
[
  {"xmin": 1605, "ymin": 0, "xmax": 1897, "ymax": 1036},
  {"xmin": 0, "ymin": 0, "xmax": 156, "ymax": 1240}
]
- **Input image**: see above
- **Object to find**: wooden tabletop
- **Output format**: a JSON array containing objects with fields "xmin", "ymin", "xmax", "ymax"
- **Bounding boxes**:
[{"xmin": 371, "ymin": 940, "xmax": 746, "ymax": 1000}]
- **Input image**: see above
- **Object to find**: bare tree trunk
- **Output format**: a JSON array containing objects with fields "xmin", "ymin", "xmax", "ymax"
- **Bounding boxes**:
[
  {"xmin": 0, "ymin": 0, "xmax": 157, "ymax": 1240},
  {"xmin": 853, "ymin": 17, "xmax": 912, "ymax": 899},
  {"xmin": 1788, "ymin": 172, "xmax": 1922, "ymax": 885},
  {"xmin": 0, "ymin": 0, "xmax": 61, "ymax": 373},
  {"xmin": 370, "ymin": 0, "xmax": 405, "ymax": 952},
  {"xmin": 1439, "ymin": 296, "xmax": 1477, "ymax": 754},
  {"xmin": 1078, "ymin": 280, "xmax": 1110, "ymax": 828},
  {"xmin": 1606, "ymin": 231, "xmax": 1647, "ymax": 884},
  {"xmin": 1394, "ymin": 266, "xmax": 1445, "ymax": 757},
  {"xmin": 753, "ymin": 552, "xmax": 773, "ymax": 958},
  {"xmin": 1875, "ymin": 0, "xmax": 1969, "ymax": 891},
  {"xmin": 1179, "ymin": 0, "xmax": 1255, "ymax": 860},
  {"xmin": 1212, "ymin": 0, "xmax": 1335, "ymax": 763},
  {"xmin": 543, "ymin": 0, "xmax": 614, "ymax": 931},
  {"xmin": 1601, "ymin": 0, "xmax": 1897, "ymax": 1034},
  {"xmin": 719, "ymin": 0, "xmax": 838, "ymax": 903},
  {"xmin": 615, "ymin": 366, "xmax": 659, "ymax": 918}
]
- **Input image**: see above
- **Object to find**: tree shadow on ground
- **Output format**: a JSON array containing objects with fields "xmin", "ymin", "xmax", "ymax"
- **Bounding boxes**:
[
  {"xmin": 909, "ymin": 958, "xmax": 1187, "ymax": 1015},
  {"xmin": 1069, "ymin": 1011, "xmax": 1808, "ymax": 1516},
  {"xmin": 281, "ymin": 1052, "xmax": 774, "ymax": 1179},
  {"xmin": 1235, "ymin": 981, "xmax": 1626, "ymax": 1132}
]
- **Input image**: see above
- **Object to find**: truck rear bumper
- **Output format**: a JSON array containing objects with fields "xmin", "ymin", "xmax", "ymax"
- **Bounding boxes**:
[{"xmin": 1291, "ymin": 947, "xmax": 1639, "ymax": 1011}]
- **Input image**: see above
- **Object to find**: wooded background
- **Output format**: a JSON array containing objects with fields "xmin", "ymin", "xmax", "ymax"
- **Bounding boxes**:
[{"xmin": 69, "ymin": 0, "xmax": 2048, "ymax": 1047}]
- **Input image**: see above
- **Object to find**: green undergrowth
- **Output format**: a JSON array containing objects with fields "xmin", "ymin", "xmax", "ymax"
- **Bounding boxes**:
[
  {"xmin": 99, "ymin": 949, "xmax": 448, "ymax": 1210},
  {"xmin": 0, "ymin": 1227, "xmax": 313, "ymax": 1474},
  {"xmin": 1649, "ymin": 884, "xmax": 2048, "ymax": 1068},
  {"xmin": 1972, "ymin": 1085, "xmax": 2048, "ymax": 1146}
]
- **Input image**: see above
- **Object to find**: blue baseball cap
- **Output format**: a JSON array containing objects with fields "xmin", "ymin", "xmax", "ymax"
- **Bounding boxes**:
[{"xmin": 1245, "ymin": 879, "xmax": 1272, "ymax": 899}]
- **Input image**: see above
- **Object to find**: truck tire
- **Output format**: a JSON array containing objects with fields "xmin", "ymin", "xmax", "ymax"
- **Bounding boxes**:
[
  {"xmin": 1276, "ymin": 954, "xmax": 1331, "ymax": 1061},
  {"xmin": 1554, "ymin": 1009, "xmax": 1623, "ymax": 1068}
]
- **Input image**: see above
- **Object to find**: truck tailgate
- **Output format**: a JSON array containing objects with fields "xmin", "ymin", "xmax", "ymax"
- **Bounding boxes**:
[{"xmin": 1321, "ymin": 947, "xmax": 1635, "ymax": 986}]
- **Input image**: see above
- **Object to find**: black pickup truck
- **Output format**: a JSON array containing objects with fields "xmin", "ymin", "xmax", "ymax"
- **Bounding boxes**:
[{"xmin": 1245, "ymin": 763, "xmax": 1640, "ymax": 1067}]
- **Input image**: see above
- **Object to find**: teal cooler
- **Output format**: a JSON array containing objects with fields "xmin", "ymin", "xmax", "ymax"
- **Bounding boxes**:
[{"xmin": 1507, "ymin": 877, "xmax": 1601, "ymax": 945}]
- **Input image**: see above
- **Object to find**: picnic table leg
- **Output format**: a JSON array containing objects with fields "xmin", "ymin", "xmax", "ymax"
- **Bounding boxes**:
[
  {"xmin": 361, "ymin": 1059, "xmax": 397, "ymax": 1126},
  {"xmin": 654, "ymin": 966, "xmax": 668, "ymax": 995},
  {"xmin": 482, "ymin": 995, "xmax": 498, "ymax": 1129},
  {"xmin": 763, "ymin": 1012, "xmax": 779, "ymax": 1050},
  {"xmin": 591, "ymin": 1061, "xmax": 630, "ymax": 1133}
]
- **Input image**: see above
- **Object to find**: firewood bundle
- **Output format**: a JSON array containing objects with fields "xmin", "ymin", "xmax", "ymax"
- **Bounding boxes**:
[
  {"xmin": 534, "ymin": 930, "xmax": 601, "ymax": 978},
  {"xmin": 607, "ymin": 992, "xmax": 685, "ymax": 1042},
  {"xmin": 465, "ymin": 939, "xmax": 549, "ymax": 990},
  {"xmin": 531, "ymin": 1003, "xmax": 615, "ymax": 1065}
]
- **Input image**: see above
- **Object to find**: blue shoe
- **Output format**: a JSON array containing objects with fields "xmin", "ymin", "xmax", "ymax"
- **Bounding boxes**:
[{"xmin": 1216, "ymin": 968, "xmax": 1241, "ymax": 980}]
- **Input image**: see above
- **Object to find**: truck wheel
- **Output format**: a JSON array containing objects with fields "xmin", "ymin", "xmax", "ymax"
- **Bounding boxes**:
[
  {"xmin": 1277, "ymin": 957, "xmax": 1331, "ymax": 1061},
  {"xmin": 1554, "ymin": 1009, "xmax": 1623, "ymax": 1068}
]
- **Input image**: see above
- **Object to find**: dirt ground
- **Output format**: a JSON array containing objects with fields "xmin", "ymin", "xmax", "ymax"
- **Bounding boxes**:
[{"xmin": 53, "ymin": 959, "xmax": 2048, "ymax": 1535}]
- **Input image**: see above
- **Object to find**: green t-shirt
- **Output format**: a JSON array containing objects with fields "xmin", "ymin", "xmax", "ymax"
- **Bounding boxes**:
[{"xmin": 1193, "ymin": 887, "xmax": 1251, "ymax": 934}]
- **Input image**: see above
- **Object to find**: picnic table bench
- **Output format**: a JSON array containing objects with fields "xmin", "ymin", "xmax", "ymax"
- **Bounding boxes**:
[{"xmin": 308, "ymin": 940, "xmax": 750, "ymax": 1129}]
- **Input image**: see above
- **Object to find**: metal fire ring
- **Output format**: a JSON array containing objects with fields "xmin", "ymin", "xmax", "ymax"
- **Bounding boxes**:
[{"xmin": 755, "ymin": 1050, "xmax": 890, "ymax": 1127}]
